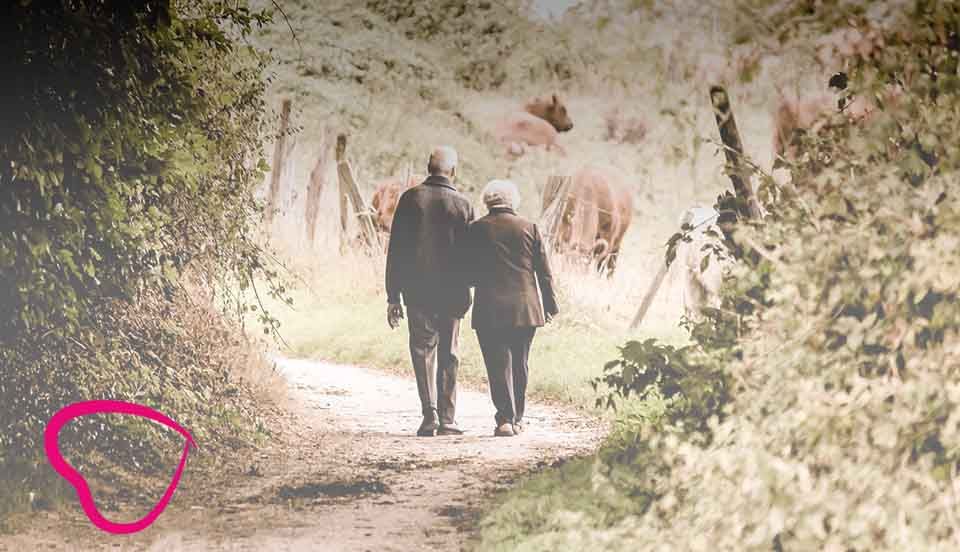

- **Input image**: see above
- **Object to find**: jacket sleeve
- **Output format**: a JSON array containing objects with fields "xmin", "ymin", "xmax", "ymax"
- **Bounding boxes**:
[
  {"xmin": 385, "ymin": 193, "xmax": 413, "ymax": 305},
  {"xmin": 459, "ymin": 203, "xmax": 478, "ymax": 288},
  {"xmin": 532, "ymin": 223, "xmax": 559, "ymax": 317},
  {"xmin": 461, "ymin": 223, "xmax": 479, "ymax": 288}
]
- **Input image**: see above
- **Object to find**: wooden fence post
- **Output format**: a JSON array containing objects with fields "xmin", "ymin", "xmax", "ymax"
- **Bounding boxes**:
[
  {"xmin": 629, "ymin": 262, "xmax": 670, "ymax": 330},
  {"xmin": 282, "ymin": 137, "xmax": 298, "ymax": 212},
  {"xmin": 540, "ymin": 175, "xmax": 573, "ymax": 253},
  {"xmin": 709, "ymin": 85, "xmax": 762, "ymax": 220},
  {"xmin": 631, "ymin": 87, "xmax": 759, "ymax": 331},
  {"xmin": 336, "ymin": 135, "xmax": 349, "ymax": 250},
  {"xmin": 335, "ymin": 134, "xmax": 381, "ymax": 251},
  {"xmin": 265, "ymin": 98, "xmax": 292, "ymax": 227},
  {"xmin": 305, "ymin": 128, "xmax": 329, "ymax": 246}
]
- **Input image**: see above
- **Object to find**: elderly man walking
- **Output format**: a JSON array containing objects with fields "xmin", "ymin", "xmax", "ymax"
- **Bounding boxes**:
[
  {"xmin": 465, "ymin": 179, "xmax": 558, "ymax": 437},
  {"xmin": 385, "ymin": 146, "xmax": 475, "ymax": 437}
]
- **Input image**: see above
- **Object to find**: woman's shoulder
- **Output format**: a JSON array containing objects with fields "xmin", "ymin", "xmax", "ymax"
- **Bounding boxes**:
[{"xmin": 516, "ymin": 215, "xmax": 539, "ymax": 232}]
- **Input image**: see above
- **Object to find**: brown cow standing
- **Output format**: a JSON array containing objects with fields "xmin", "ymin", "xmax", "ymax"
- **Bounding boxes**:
[
  {"xmin": 773, "ymin": 25, "xmax": 899, "ymax": 170},
  {"xmin": 771, "ymin": 84, "xmax": 891, "ymax": 169},
  {"xmin": 771, "ymin": 92, "xmax": 837, "ymax": 169},
  {"xmin": 370, "ymin": 174, "xmax": 419, "ymax": 233},
  {"xmin": 542, "ymin": 165, "xmax": 633, "ymax": 276},
  {"xmin": 495, "ymin": 94, "xmax": 574, "ymax": 158}
]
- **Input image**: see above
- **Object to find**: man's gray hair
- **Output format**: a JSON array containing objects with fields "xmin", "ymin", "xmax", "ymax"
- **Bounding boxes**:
[
  {"xmin": 482, "ymin": 179, "xmax": 521, "ymax": 210},
  {"xmin": 427, "ymin": 146, "xmax": 458, "ymax": 176}
]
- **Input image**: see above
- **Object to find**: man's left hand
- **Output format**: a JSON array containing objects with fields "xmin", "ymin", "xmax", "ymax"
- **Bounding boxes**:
[{"xmin": 387, "ymin": 303, "xmax": 404, "ymax": 329}]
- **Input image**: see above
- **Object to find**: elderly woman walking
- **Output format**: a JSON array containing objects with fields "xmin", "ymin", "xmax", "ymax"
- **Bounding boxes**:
[{"xmin": 464, "ymin": 179, "xmax": 559, "ymax": 437}]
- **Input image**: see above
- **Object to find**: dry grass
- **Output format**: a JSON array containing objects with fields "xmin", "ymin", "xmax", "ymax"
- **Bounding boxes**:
[{"xmin": 183, "ymin": 281, "xmax": 290, "ymax": 407}]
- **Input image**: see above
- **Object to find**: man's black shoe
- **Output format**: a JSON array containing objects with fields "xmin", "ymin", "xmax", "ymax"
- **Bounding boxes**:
[
  {"xmin": 417, "ymin": 411, "xmax": 439, "ymax": 437},
  {"xmin": 437, "ymin": 424, "xmax": 465, "ymax": 436}
]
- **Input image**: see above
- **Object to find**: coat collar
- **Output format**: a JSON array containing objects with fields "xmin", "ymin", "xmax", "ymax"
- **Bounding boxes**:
[
  {"xmin": 487, "ymin": 206, "xmax": 516, "ymax": 216},
  {"xmin": 423, "ymin": 174, "xmax": 457, "ymax": 191}
]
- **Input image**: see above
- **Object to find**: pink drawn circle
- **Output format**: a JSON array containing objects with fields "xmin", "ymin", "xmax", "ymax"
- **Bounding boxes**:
[{"xmin": 43, "ymin": 400, "xmax": 195, "ymax": 534}]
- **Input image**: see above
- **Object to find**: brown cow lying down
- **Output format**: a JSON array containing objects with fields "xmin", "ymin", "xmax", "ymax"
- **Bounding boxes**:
[
  {"xmin": 495, "ymin": 94, "xmax": 573, "ymax": 158},
  {"xmin": 542, "ymin": 164, "xmax": 633, "ymax": 276},
  {"xmin": 370, "ymin": 174, "xmax": 419, "ymax": 233}
]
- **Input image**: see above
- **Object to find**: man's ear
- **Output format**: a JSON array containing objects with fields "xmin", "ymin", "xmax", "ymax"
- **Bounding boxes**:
[
  {"xmin": 552, "ymin": 93, "xmax": 559, "ymax": 106},
  {"xmin": 450, "ymin": 166, "xmax": 457, "ymax": 180}
]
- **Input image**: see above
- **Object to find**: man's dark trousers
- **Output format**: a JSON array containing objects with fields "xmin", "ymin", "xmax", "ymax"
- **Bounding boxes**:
[
  {"xmin": 407, "ymin": 306, "xmax": 460, "ymax": 425},
  {"xmin": 476, "ymin": 326, "xmax": 536, "ymax": 426}
]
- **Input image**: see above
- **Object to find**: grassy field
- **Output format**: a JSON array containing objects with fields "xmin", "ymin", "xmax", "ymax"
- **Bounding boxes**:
[{"xmin": 256, "ymin": 249, "xmax": 691, "ymax": 411}]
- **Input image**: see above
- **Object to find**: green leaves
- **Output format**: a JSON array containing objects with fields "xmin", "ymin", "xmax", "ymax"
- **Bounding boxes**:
[
  {"xmin": 1, "ymin": 0, "xmax": 277, "ymax": 342},
  {"xmin": 594, "ymin": 337, "xmax": 729, "ymax": 435},
  {"xmin": 597, "ymin": 5, "xmax": 960, "ymax": 549}
]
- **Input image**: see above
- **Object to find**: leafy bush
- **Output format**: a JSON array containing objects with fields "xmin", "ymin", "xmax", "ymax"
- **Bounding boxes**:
[
  {"xmin": 593, "ymin": 338, "xmax": 729, "ymax": 434},
  {"xmin": 0, "ymin": 1, "xmax": 280, "ymax": 339},
  {"xmin": 0, "ymin": 0, "xmax": 286, "ymax": 516},
  {"xmin": 622, "ymin": 4, "xmax": 960, "ymax": 545},
  {"xmin": 480, "ymin": 2, "xmax": 960, "ymax": 550}
]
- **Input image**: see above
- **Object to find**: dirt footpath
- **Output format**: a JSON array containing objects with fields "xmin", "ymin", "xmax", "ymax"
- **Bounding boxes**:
[{"xmin": 1, "ymin": 357, "xmax": 604, "ymax": 551}]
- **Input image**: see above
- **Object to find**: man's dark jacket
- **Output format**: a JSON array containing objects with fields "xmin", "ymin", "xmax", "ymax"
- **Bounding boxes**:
[
  {"xmin": 385, "ymin": 175, "xmax": 475, "ymax": 318},
  {"xmin": 464, "ymin": 206, "xmax": 559, "ymax": 330}
]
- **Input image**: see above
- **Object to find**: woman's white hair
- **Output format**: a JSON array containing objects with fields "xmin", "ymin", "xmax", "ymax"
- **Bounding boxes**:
[{"xmin": 482, "ymin": 179, "xmax": 521, "ymax": 210}]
